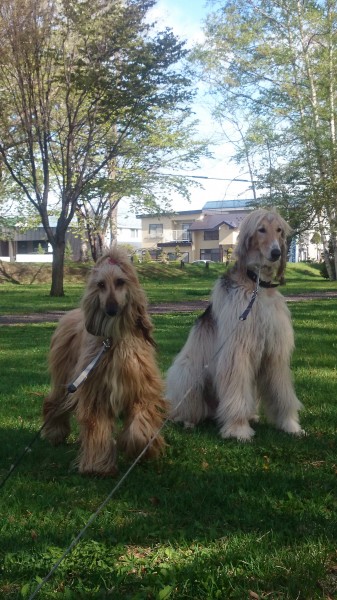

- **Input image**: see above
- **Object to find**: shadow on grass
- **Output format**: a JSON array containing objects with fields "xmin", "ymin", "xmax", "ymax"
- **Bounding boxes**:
[
  {"xmin": 1, "ymin": 418, "xmax": 336, "ymax": 599},
  {"xmin": 1, "ymin": 419, "xmax": 336, "ymax": 550}
]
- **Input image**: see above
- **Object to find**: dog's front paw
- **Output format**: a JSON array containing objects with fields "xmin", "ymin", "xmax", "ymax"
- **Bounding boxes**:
[
  {"xmin": 183, "ymin": 421, "xmax": 196, "ymax": 429},
  {"xmin": 220, "ymin": 422, "xmax": 255, "ymax": 442},
  {"xmin": 80, "ymin": 466, "xmax": 119, "ymax": 478},
  {"xmin": 279, "ymin": 419, "xmax": 305, "ymax": 436}
]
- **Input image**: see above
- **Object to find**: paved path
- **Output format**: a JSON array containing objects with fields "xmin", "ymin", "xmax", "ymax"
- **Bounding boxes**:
[{"xmin": 0, "ymin": 292, "xmax": 336, "ymax": 325}]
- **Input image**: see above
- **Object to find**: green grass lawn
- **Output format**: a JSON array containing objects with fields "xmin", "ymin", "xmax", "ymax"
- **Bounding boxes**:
[
  {"xmin": 0, "ymin": 261, "xmax": 336, "ymax": 315},
  {"xmin": 0, "ymin": 265, "xmax": 337, "ymax": 599}
]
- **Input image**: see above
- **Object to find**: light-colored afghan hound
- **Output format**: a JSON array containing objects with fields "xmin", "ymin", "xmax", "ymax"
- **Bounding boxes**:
[
  {"xmin": 42, "ymin": 247, "xmax": 166, "ymax": 475},
  {"xmin": 166, "ymin": 208, "xmax": 304, "ymax": 441}
]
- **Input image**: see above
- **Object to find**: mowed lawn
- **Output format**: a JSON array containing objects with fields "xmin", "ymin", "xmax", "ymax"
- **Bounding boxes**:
[{"xmin": 0, "ymin": 262, "xmax": 336, "ymax": 599}]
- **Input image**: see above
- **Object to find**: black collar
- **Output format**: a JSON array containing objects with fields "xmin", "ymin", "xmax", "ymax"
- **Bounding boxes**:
[{"xmin": 247, "ymin": 269, "xmax": 279, "ymax": 288}]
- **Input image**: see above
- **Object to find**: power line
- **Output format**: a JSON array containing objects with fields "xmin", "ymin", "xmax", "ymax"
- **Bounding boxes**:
[{"xmin": 152, "ymin": 172, "xmax": 253, "ymax": 183}]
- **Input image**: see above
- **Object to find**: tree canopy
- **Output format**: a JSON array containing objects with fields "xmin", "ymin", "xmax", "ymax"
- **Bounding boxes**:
[
  {"xmin": 193, "ymin": 0, "xmax": 337, "ymax": 278},
  {"xmin": 0, "ymin": 0, "xmax": 203, "ymax": 294}
]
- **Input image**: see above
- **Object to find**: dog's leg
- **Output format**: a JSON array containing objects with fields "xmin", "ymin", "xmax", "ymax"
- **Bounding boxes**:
[
  {"xmin": 118, "ymin": 405, "xmax": 165, "ymax": 459},
  {"xmin": 76, "ymin": 402, "xmax": 118, "ymax": 476},
  {"xmin": 166, "ymin": 317, "xmax": 215, "ymax": 428},
  {"xmin": 41, "ymin": 392, "xmax": 71, "ymax": 445},
  {"xmin": 215, "ymin": 351, "xmax": 257, "ymax": 442},
  {"xmin": 117, "ymin": 351, "xmax": 166, "ymax": 459},
  {"xmin": 258, "ymin": 358, "xmax": 304, "ymax": 436},
  {"xmin": 166, "ymin": 360, "xmax": 210, "ymax": 428},
  {"xmin": 42, "ymin": 310, "xmax": 81, "ymax": 445}
]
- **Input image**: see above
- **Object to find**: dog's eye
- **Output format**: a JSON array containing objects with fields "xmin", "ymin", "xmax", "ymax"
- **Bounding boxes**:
[
  {"xmin": 258, "ymin": 226, "xmax": 266, "ymax": 233},
  {"xmin": 97, "ymin": 281, "xmax": 105, "ymax": 289},
  {"xmin": 116, "ymin": 278, "xmax": 125, "ymax": 287},
  {"xmin": 277, "ymin": 227, "xmax": 283, "ymax": 233}
]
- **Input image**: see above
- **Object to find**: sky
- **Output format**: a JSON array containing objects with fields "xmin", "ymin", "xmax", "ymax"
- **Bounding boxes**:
[
  {"xmin": 119, "ymin": 0, "xmax": 251, "ymax": 223},
  {"xmin": 145, "ymin": 0, "xmax": 252, "ymax": 212}
]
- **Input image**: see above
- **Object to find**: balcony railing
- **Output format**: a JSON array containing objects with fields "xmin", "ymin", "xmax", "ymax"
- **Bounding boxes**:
[{"xmin": 146, "ymin": 230, "xmax": 192, "ymax": 243}]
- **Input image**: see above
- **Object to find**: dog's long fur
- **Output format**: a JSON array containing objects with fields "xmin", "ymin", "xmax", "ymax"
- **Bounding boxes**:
[
  {"xmin": 166, "ymin": 208, "xmax": 304, "ymax": 441},
  {"xmin": 42, "ymin": 247, "xmax": 166, "ymax": 475}
]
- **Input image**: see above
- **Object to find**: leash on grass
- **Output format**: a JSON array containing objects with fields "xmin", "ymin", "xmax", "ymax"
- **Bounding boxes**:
[
  {"xmin": 0, "ymin": 422, "xmax": 48, "ymax": 491},
  {"xmin": 27, "ymin": 280, "xmax": 262, "ymax": 599}
]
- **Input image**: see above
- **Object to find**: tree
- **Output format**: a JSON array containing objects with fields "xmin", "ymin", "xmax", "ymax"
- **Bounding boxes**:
[
  {"xmin": 0, "ymin": 0, "xmax": 195, "ymax": 294},
  {"xmin": 75, "ymin": 110, "xmax": 209, "ymax": 262},
  {"xmin": 193, "ymin": 0, "xmax": 337, "ymax": 278}
]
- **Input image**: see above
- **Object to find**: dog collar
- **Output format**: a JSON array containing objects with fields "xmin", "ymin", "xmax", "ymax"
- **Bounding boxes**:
[{"xmin": 247, "ymin": 269, "xmax": 279, "ymax": 288}]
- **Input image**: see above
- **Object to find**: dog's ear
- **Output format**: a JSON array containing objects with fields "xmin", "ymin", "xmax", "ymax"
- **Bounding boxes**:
[
  {"xmin": 276, "ymin": 237, "xmax": 288, "ymax": 282},
  {"xmin": 137, "ymin": 313, "xmax": 156, "ymax": 347},
  {"xmin": 235, "ymin": 232, "xmax": 251, "ymax": 275},
  {"xmin": 82, "ymin": 292, "xmax": 102, "ymax": 335}
]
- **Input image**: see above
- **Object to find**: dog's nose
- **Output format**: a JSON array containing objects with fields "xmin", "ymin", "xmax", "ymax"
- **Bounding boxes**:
[
  {"xmin": 105, "ymin": 302, "xmax": 118, "ymax": 317},
  {"xmin": 270, "ymin": 248, "xmax": 281, "ymax": 261}
]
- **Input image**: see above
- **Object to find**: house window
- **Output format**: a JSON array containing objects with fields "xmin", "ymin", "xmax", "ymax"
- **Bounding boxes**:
[
  {"xmin": 17, "ymin": 241, "xmax": 29, "ymax": 253},
  {"xmin": 130, "ymin": 229, "xmax": 139, "ymax": 238},
  {"xmin": 200, "ymin": 248, "xmax": 220, "ymax": 262},
  {"xmin": 182, "ymin": 223, "xmax": 192, "ymax": 241},
  {"xmin": 149, "ymin": 224, "xmax": 163, "ymax": 238},
  {"xmin": 204, "ymin": 230, "xmax": 219, "ymax": 241}
]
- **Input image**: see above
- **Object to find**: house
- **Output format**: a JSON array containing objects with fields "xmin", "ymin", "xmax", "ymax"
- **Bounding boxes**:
[
  {"xmin": 137, "ymin": 199, "xmax": 324, "ymax": 264},
  {"xmin": 137, "ymin": 201, "xmax": 250, "ymax": 263},
  {"xmin": 137, "ymin": 209, "xmax": 200, "ymax": 262},
  {"xmin": 0, "ymin": 226, "xmax": 83, "ymax": 263},
  {"xmin": 114, "ymin": 201, "xmax": 142, "ymax": 250},
  {"xmin": 0, "ymin": 203, "xmax": 142, "ymax": 262},
  {"xmin": 0, "ymin": 198, "xmax": 324, "ymax": 263}
]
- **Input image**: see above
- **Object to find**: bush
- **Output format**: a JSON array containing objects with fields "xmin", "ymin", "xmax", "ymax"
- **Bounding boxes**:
[{"xmin": 143, "ymin": 250, "xmax": 152, "ymax": 263}]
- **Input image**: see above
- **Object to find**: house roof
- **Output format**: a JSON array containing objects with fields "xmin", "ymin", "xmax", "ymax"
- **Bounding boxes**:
[
  {"xmin": 190, "ymin": 211, "xmax": 249, "ymax": 231},
  {"xmin": 202, "ymin": 199, "xmax": 253, "ymax": 210},
  {"xmin": 136, "ymin": 209, "xmax": 202, "ymax": 219}
]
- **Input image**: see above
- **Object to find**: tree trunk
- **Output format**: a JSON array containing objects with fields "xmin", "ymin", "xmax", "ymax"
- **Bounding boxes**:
[
  {"xmin": 80, "ymin": 241, "xmax": 89, "ymax": 262},
  {"xmin": 50, "ymin": 241, "xmax": 65, "ymax": 296},
  {"xmin": 322, "ymin": 248, "xmax": 334, "ymax": 280},
  {"xmin": 333, "ymin": 247, "xmax": 337, "ymax": 280}
]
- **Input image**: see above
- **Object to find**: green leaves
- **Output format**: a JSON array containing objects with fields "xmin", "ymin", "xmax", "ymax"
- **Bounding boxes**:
[{"xmin": 193, "ymin": 0, "xmax": 337, "ymax": 264}]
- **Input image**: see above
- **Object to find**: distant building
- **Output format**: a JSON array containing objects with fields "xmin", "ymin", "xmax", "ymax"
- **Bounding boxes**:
[
  {"xmin": 137, "ymin": 201, "xmax": 251, "ymax": 263},
  {"xmin": 115, "ymin": 205, "xmax": 142, "ymax": 250},
  {"xmin": 0, "ymin": 226, "xmax": 82, "ymax": 263},
  {"xmin": 0, "ymin": 204, "xmax": 142, "ymax": 262},
  {"xmin": 0, "ymin": 199, "xmax": 324, "ymax": 263},
  {"xmin": 137, "ymin": 199, "xmax": 324, "ymax": 263}
]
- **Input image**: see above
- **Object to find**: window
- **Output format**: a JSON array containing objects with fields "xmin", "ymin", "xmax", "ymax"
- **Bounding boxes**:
[
  {"xmin": 149, "ymin": 224, "xmax": 163, "ymax": 238},
  {"xmin": 204, "ymin": 230, "xmax": 219, "ymax": 241},
  {"xmin": 181, "ymin": 223, "xmax": 192, "ymax": 241},
  {"xmin": 130, "ymin": 229, "xmax": 139, "ymax": 238},
  {"xmin": 17, "ymin": 241, "xmax": 29, "ymax": 253},
  {"xmin": 200, "ymin": 249, "xmax": 220, "ymax": 262}
]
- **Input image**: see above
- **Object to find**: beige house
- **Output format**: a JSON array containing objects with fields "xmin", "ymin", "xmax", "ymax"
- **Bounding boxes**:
[{"xmin": 137, "ymin": 205, "xmax": 250, "ymax": 263}]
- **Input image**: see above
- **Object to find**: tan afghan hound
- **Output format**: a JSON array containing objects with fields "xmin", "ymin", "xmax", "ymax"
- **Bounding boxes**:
[
  {"xmin": 166, "ymin": 208, "xmax": 304, "ymax": 441},
  {"xmin": 42, "ymin": 247, "xmax": 166, "ymax": 475}
]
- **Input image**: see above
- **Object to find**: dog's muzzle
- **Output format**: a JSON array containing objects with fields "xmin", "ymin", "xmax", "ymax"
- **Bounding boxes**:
[{"xmin": 105, "ymin": 302, "xmax": 119, "ymax": 317}]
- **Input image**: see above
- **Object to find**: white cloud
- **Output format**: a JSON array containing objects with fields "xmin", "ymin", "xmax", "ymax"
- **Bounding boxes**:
[{"xmin": 148, "ymin": 0, "xmax": 205, "ymax": 47}]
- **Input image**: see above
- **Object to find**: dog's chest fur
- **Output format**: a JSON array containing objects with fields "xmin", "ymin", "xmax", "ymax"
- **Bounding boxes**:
[{"xmin": 212, "ymin": 277, "xmax": 293, "ymax": 356}]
